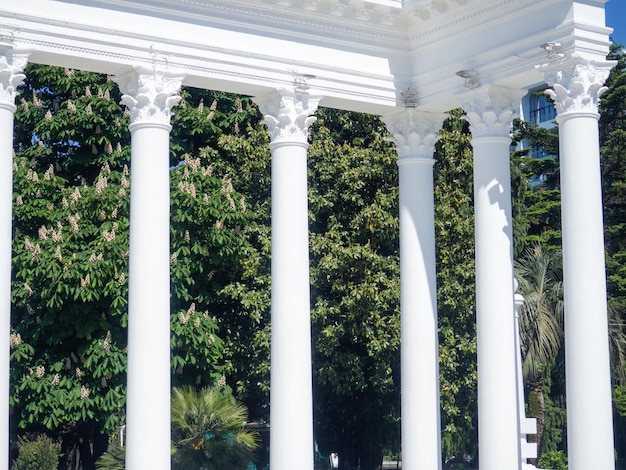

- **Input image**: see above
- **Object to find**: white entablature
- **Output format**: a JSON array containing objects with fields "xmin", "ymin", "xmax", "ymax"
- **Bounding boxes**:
[{"xmin": 0, "ymin": 0, "xmax": 613, "ymax": 114}]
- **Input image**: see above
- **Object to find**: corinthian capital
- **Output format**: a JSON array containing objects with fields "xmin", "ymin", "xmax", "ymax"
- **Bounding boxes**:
[
  {"xmin": 541, "ymin": 56, "xmax": 615, "ymax": 115},
  {"xmin": 253, "ymin": 88, "xmax": 322, "ymax": 146},
  {"xmin": 0, "ymin": 47, "xmax": 28, "ymax": 110},
  {"xmin": 459, "ymin": 85, "xmax": 525, "ymax": 139},
  {"xmin": 381, "ymin": 109, "xmax": 446, "ymax": 162},
  {"xmin": 115, "ymin": 66, "xmax": 184, "ymax": 127}
]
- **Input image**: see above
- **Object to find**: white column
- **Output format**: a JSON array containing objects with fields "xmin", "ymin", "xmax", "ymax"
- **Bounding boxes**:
[
  {"xmin": 114, "ymin": 67, "xmax": 183, "ymax": 470},
  {"xmin": 382, "ymin": 109, "xmax": 445, "ymax": 470},
  {"xmin": 460, "ymin": 84, "xmax": 525, "ymax": 470},
  {"xmin": 0, "ymin": 46, "xmax": 27, "ymax": 470},
  {"xmin": 542, "ymin": 57, "xmax": 615, "ymax": 470},
  {"xmin": 253, "ymin": 88, "xmax": 321, "ymax": 470}
]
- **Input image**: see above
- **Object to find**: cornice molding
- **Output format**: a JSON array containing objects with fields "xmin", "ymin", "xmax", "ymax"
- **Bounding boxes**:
[
  {"xmin": 7, "ymin": 13, "xmax": 399, "ymax": 109},
  {"xmin": 14, "ymin": 34, "xmax": 398, "ymax": 110},
  {"xmin": 72, "ymin": 0, "xmax": 409, "ymax": 49},
  {"xmin": 0, "ymin": 0, "xmax": 615, "ymax": 115},
  {"xmin": 407, "ymin": 0, "xmax": 547, "ymax": 47}
]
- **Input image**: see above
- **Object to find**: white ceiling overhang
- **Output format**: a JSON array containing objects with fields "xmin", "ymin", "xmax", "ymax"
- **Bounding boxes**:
[{"xmin": 0, "ymin": 0, "xmax": 614, "ymax": 114}]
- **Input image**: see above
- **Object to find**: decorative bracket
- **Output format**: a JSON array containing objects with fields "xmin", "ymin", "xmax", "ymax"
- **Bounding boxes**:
[
  {"xmin": 292, "ymin": 71, "xmax": 315, "ymax": 92},
  {"xmin": 401, "ymin": 87, "xmax": 418, "ymax": 108},
  {"xmin": 540, "ymin": 42, "xmax": 565, "ymax": 61},
  {"xmin": 456, "ymin": 69, "xmax": 479, "ymax": 89}
]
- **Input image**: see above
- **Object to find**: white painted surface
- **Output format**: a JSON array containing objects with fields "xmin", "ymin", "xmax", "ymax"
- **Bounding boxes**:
[
  {"xmin": 255, "ymin": 89, "xmax": 319, "ymax": 470},
  {"xmin": 559, "ymin": 112, "xmax": 615, "ymax": 470},
  {"xmin": 0, "ymin": 96, "xmax": 16, "ymax": 470},
  {"xmin": 462, "ymin": 85, "xmax": 525, "ymax": 470},
  {"xmin": 117, "ymin": 68, "xmax": 183, "ymax": 470},
  {"xmin": 383, "ymin": 109, "xmax": 445, "ymax": 470},
  {"xmin": 0, "ymin": 50, "xmax": 26, "ymax": 470}
]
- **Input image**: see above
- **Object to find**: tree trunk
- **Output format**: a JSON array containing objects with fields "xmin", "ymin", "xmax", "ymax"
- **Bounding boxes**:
[
  {"xmin": 77, "ymin": 421, "xmax": 95, "ymax": 470},
  {"xmin": 357, "ymin": 445, "xmax": 382, "ymax": 470},
  {"xmin": 92, "ymin": 422, "xmax": 109, "ymax": 466}
]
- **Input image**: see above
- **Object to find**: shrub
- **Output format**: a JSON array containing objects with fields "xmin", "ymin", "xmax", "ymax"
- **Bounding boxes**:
[
  {"xmin": 538, "ymin": 449, "xmax": 568, "ymax": 469},
  {"xmin": 13, "ymin": 434, "xmax": 60, "ymax": 470}
]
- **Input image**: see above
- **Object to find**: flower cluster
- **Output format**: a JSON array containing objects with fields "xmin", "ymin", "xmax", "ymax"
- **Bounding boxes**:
[
  {"xmin": 68, "ymin": 213, "xmax": 80, "ymax": 233},
  {"xmin": 178, "ymin": 303, "xmax": 196, "ymax": 325},
  {"xmin": 178, "ymin": 180, "xmax": 197, "ymax": 198},
  {"xmin": 9, "ymin": 332, "xmax": 22, "ymax": 347},
  {"xmin": 102, "ymin": 330, "xmax": 112, "ymax": 351},
  {"xmin": 94, "ymin": 174, "xmax": 108, "ymax": 195}
]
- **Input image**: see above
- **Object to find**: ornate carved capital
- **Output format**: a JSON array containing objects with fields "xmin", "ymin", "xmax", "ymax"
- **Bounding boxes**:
[
  {"xmin": 381, "ymin": 109, "xmax": 446, "ymax": 161},
  {"xmin": 0, "ymin": 47, "xmax": 28, "ymax": 110},
  {"xmin": 459, "ymin": 85, "xmax": 525, "ymax": 139},
  {"xmin": 115, "ymin": 66, "xmax": 184, "ymax": 127},
  {"xmin": 253, "ymin": 88, "xmax": 322, "ymax": 146},
  {"xmin": 541, "ymin": 56, "xmax": 615, "ymax": 115}
]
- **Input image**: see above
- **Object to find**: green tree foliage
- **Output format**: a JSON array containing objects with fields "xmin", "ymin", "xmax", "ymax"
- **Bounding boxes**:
[
  {"xmin": 12, "ymin": 63, "xmax": 561, "ymax": 470},
  {"xmin": 432, "ymin": 109, "xmax": 478, "ymax": 462},
  {"xmin": 600, "ymin": 43, "xmax": 626, "ymax": 466},
  {"xmin": 308, "ymin": 108, "xmax": 481, "ymax": 467},
  {"xmin": 308, "ymin": 109, "xmax": 400, "ymax": 470},
  {"xmin": 10, "ymin": 65, "xmax": 251, "ymax": 468},
  {"xmin": 197, "ymin": 104, "xmax": 273, "ymax": 419},
  {"xmin": 510, "ymin": 117, "xmax": 561, "ymax": 255},
  {"xmin": 601, "ymin": 44, "xmax": 626, "ymax": 332},
  {"xmin": 171, "ymin": 386, "xmax": 259, "ymax": 470},
  {"xmin": 11, "ymin": 67, "xmax": 134, "ymax": 469}
]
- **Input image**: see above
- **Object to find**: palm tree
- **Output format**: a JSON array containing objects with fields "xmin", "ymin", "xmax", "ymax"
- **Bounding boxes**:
[
  {"xmin": 171, "ymin": 386, "xmax": 259, "ymax": 470},
  {"xmin": 608, "ymin": 300, "xmax": 626, "ymax": 385},
  {"xmin": 515, "ymin": 244, "xmax": 564, "ymax": 460},
  {"xmin": 95, "ymin": 444, "xmax": 125, "ymax": 470}
]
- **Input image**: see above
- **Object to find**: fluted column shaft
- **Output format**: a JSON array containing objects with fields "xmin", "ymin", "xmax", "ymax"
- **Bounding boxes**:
[
  {"xmin": 114, "ymin": 67, "xmax": 183, "ymax": 470},
  {"xmin": 382, "ymin": 109, "xmax": 445, "ymax": 470},
  {"xmin": 0, "ymin": 47, "xmax": 27, "ymax": 470},
  {"xmin": 543, "ymin": 57, "xmax": 615, "ymax": 470},
  {"xmin": 254, "ymin": 88, "xmax": 321, "ymax": 470},
  {"xmin": 461, "ymin": 84, "xmax": 525, "ymax": 470}
]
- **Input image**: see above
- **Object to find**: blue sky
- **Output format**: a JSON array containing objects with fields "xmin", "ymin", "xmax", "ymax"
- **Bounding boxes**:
[{"xmin": 606, "ymin": 0, "xmax": 626, "ymax": 46}]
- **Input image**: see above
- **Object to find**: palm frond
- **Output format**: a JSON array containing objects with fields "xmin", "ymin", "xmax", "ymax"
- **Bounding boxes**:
[
  {"xmin": 171, "ymin": 386, "xmax": 259, "ymax": 470},
  {"xmin": 515, "ymin": 244, "xmax": 564, "ymax": 383}
]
